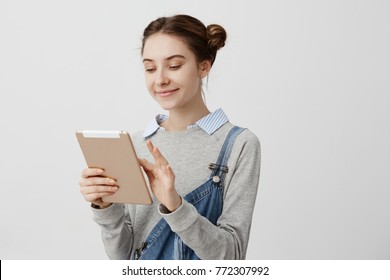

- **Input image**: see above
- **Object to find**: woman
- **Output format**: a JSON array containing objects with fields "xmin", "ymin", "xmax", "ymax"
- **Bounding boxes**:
[{"xmin": 79, "ymin": 14, "xmax": 261, "ymax": 260}]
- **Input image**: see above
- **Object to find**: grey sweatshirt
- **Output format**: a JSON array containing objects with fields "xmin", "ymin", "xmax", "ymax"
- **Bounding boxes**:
[{"xmin": 92, "ymin": 121, "xmax": 261, "ymax": 260}]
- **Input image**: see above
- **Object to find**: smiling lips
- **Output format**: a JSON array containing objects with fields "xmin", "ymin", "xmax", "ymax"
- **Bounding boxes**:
[{"xmin": 155, "ymin": 88, "xmax": 179, "ymax": 97}]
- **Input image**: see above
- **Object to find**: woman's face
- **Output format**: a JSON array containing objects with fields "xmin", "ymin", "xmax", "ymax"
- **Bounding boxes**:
[{"xmin": 142, "ymin": 33, "xmax": 208, "ymax": 111}]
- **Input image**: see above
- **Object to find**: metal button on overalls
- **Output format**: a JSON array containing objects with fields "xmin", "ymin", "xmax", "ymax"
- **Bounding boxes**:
[{"xmin": 212, "ymin": 176, "xmax": 220, "ymax": 183}]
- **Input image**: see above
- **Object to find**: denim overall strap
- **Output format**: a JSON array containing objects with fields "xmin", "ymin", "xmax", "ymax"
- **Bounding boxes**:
[
  {"xmin": 209, "ymin": 126, "xmax": 246, "ymax": 185},
  {"xmin": 135, "ymin": 126, "xmax": 245, "ymax": 260},
  {"xmin": 217, "ymin": 126, "xmax": 246, "ymax": 167}
]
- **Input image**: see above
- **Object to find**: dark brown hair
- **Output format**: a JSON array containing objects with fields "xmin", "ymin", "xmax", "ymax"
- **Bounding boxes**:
[{"xmin": 141, "ymin": 14, "xmax": 227, "ymax": 66}]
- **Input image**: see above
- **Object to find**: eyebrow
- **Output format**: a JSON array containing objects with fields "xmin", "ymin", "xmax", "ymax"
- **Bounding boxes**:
[{"xmin": 142, "ymin": 54, "xmax": 186, "ymax": 63}]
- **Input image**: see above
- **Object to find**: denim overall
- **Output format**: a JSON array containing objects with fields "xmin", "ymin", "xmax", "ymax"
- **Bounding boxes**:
[{"xmin": 134, "ymin": 126, "xmax": 245, "ymax": 260}]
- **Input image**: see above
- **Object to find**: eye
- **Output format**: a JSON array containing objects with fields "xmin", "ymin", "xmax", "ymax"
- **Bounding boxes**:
[
  {"xmin": 169, "ymin": 65, "xmax": 181, "ymax": 70},
  {"xmin": 145, "ymin": 68, "xmax": 156, "ymax": 73}
]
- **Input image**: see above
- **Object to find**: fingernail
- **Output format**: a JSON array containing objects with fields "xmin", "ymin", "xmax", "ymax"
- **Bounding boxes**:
[
  {"xmin": 97, "ymin": 169, "xmax": 103, "ymax": 174},
  {"xmin": 109, "ymin": 179, "xmax": 115, "ymax": 184}
]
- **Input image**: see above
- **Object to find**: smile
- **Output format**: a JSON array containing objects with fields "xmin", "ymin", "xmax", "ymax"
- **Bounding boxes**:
[{"xmin": 155, "ymin": 88, "xmax": 179, "ymax": 97}]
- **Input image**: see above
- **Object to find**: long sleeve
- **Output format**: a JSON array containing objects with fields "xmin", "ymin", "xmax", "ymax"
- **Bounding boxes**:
[
  {"xmin": 92, "ymin": 203, "xmax": 134, "ymax": 259},
  {"xmin": 160, "ymin": 131, "xmax": 261, "ymax": 259}
]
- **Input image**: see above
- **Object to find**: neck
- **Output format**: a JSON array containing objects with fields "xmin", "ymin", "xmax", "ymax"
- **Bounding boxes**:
[{"xmin": 163, "ymin": 93, "xmax": 210, "ymax": 131}]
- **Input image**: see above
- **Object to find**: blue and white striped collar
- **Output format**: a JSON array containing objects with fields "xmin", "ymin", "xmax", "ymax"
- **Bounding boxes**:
[{"xmin": 142, "ymin": 108, "xmax": 229, "ymax": 138}]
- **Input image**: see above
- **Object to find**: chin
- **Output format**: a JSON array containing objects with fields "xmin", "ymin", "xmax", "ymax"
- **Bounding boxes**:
[{"xmin": 159, "ymin": 102, "xmax": 178, "ymax": 111}]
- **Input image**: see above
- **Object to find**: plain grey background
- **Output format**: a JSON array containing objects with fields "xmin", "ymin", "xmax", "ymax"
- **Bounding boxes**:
[{"xmin": 1, "ymin": 0, "xmax": 389, "ymax": 259}]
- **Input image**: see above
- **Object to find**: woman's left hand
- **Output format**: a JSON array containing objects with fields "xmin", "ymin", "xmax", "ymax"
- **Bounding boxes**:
[{"xmin": 139, "ymin": 140, "xmax": 182, "ymax": 212}]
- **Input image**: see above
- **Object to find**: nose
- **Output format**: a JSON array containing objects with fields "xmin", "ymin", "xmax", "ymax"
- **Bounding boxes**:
[{"xmin": 155, "ymin": 68, "xmax": 169, "ymax": 87}]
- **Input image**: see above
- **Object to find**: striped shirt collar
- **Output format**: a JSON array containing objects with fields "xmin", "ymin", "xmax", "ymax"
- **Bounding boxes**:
[{"xmin": 142, "ymin": 108, "xmax": 229, "ymax": 138}]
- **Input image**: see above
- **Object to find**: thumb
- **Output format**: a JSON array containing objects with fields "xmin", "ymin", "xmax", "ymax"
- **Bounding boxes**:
[{"xmin": 139, "ymin": 158, "xmax": 155, "ymax": 171}]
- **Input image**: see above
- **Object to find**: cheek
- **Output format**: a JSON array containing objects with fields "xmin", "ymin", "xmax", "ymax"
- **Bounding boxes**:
[
  {"xmin": 179, "ymin": 69, "xmax": 200, "ymax": 87},
  {"xmin": 185, "ymin": 71, "xmax": 202, "ymax": 89},
  {"xmin": 144, "ymin": 75, "xmax": 154, "ymax": 92}
]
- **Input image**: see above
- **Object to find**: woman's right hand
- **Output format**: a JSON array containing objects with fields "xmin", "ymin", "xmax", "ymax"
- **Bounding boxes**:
[{"xmin": 79, "ymin": 168, "xmax": 119, "ymax": 209}]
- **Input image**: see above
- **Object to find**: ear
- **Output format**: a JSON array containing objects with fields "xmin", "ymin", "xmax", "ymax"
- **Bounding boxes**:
[{"xmin": 198, "ymin": 60, "xmax": 212, "ymax": 78}]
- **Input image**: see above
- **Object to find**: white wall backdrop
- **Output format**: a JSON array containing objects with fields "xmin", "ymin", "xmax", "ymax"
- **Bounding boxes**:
[{"xmin": 1, "ymin": 0, "xmax": 389, "ymax": 259}]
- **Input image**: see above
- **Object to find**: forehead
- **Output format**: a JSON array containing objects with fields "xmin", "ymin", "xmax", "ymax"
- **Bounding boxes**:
[{"xmin": 142, "ymin": 33, "xmax": 195, "ymax": 61}]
